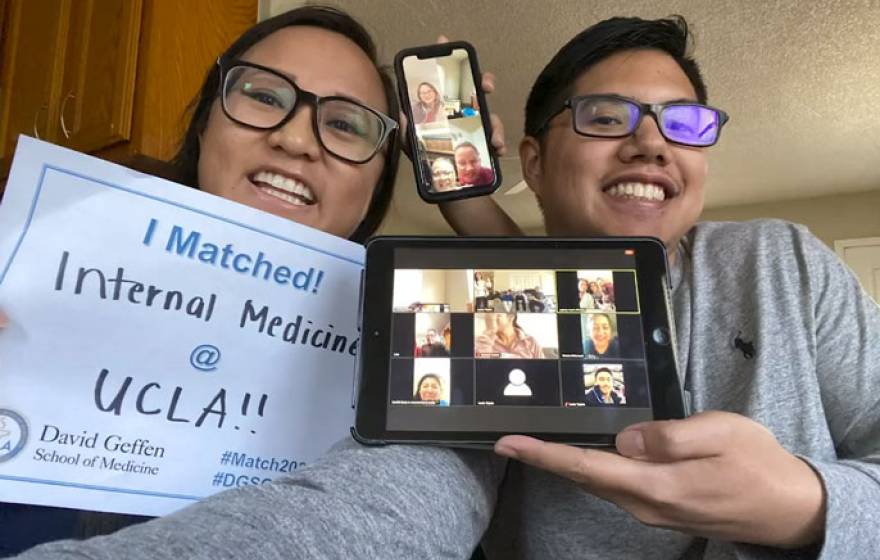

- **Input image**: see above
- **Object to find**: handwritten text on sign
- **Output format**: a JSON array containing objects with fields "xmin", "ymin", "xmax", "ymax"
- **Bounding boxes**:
[{"xmin": 0, "ymin": 137, "xmax": 365, "ymax": 516}]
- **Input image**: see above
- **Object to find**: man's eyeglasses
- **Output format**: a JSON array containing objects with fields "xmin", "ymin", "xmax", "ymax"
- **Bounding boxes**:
[
  {"xmin": 218, "ymin": 59, "xmax": 398, "ymax": 164},
  {"xmin": 541, "ymin": 94, "xmax": 729, "ymax": 147}
]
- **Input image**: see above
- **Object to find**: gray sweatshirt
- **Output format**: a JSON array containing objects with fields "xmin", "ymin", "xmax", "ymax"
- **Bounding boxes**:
[{"xmin": 14, "ymin": 220, "xmax": 880, "ymax": 559}]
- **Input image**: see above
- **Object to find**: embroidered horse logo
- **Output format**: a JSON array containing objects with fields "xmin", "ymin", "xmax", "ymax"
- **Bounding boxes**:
[{"xmin": 733, "ymin": 331, "xmax": 756, "ymax": 360}]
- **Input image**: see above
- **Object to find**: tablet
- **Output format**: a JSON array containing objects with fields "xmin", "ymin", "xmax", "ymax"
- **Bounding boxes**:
[{"xmin": 353, "ymin": 237, "xmax": 686, "ymax": 447}]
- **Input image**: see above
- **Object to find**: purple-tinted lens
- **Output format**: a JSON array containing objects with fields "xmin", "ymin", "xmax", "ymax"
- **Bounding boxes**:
[{"xmin": 660, "ymin": 105, "xmax": 720, "ymax": 146}]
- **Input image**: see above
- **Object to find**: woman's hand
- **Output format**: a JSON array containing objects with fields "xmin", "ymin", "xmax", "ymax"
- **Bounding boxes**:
[{"xmin": 494, "ymin": 411, "xmax": 826, "ymax": 548}]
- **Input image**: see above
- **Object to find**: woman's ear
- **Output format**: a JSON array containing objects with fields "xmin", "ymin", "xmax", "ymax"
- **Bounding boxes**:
[{"xmin": 519, "ymin": 136, "xmax": 544, "ymax": 200}]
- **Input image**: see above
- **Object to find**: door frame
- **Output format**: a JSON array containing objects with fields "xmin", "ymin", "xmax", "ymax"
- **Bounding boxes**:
[{"xmin": 834, "ymin": 237, "xmax": 880, "ymax": 258}]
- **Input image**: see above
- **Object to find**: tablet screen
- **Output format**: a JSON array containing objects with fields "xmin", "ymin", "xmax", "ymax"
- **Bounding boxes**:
[{"xmin": 384, "ymin": 246, "xmax": 658, "ymax": 434}]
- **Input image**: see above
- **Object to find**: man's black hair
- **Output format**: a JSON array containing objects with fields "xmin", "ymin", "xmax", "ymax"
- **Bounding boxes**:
[{"xmin": 524, "ymin": 16, "xmax": 707, "ymax": 138}]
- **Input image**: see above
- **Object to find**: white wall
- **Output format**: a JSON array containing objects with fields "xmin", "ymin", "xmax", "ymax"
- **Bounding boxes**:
[
  {"xmin": 445, "ymin": 270, "xmax": 471, "ymax": 312},
  {"xmin": 701, "ymin": 189, "xmax": 880, "ymax": 249},
  {"xmin": 458, "ymin": 58, "xmax": 476, "ymax": 103},
  {"xmin": 436, "ymin": 56, "xmax": 461, "ymax": 101}
]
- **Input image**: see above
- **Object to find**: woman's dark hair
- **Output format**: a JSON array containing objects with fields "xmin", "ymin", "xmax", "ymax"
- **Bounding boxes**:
[
  {"xmin": 500, "ymin": 312, "xmax": 523, "ymax": 333},
  {"xmin": 413, "ymin": 374, "xmax": 442, "ymax": 401},
  {"xmin": 525, "ymin": 15, "xmax": 707, "ymax": 139},
  {"xmin": 170, "ymin": 5, "xmax": 400, "ymax": 243},
  {"xmin": 591, "ymin": 313, "xmax": 615, "ymax": 332}
]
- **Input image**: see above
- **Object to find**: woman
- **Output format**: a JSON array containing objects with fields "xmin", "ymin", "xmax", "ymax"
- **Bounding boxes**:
[
  {"xmin": 582, "ymin": 313, "xmax": 620, "ymax": 358},
  {"xmin": 600, "ymin": 280, "xmax": 615, "ymax": 308},
  {"xmin": 410, "ymin": 82, "xmax": 445, "ymax": 124},
  {"xmin": 475, "ymin": 312, "xmax": 543, "ymax": 359},
  {"xmin": 413, "ymin": 374, "xmax": 443, "ymax": 402},
  {"xmin": 3, "ymin": 5, "xmax": 402, "ymax": 554},
  {"xmin": 474, "ymin": 272, "xmax": 490, "ymax": 311},
  {"xmin": 172, "ymin": 7, "xmax": 400, "ymax": 241},
  {"xmin": 430, "ymin": 157, "xmax": 458, "ymax": 191},
  {"xmin": 587, "ymin": 281, "xmax": 602, "ymax": 303},
  {"xmin": 577, "ymin": 278, "xmax": 596, "ymax": 309},
  {"xmin": 8, "ymin": 4, "xmax": 512, "ymax": 555}
]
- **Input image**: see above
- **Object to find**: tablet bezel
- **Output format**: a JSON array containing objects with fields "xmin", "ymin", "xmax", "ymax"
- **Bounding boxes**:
[{"xmin": 353, "ymin": 236, "xmax": 686, "ymax": 447}]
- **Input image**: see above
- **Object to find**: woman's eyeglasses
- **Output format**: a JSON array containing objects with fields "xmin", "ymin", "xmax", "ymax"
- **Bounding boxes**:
[
  {"xmin": 541, "ymin": 94, "xmax": 729, "ymax": 147},
  {"xmin": 218, "ymin": 59, "xmax": 398, "ymax": 164}
]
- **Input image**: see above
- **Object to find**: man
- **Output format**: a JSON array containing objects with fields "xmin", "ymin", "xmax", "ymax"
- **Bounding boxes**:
[
  {"xmin": 419, "ymin": 328, "xmax": 449, "ymax": 357},
  {"xmin": 18, "ymin": 16, "xmax": 879, "ymax": 560},
  {"xmin": 453, "ymin": 141, "xmax": 495, "ymax": 186},
  {"xmin": 584, "ymin": 367, "xmax": 622, "ymax": 405}
]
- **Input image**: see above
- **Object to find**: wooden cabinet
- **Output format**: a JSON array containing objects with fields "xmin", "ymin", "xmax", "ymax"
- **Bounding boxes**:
[
  {"xmin": 97, "ymin": 0, "xmax": 258, "ymax": 170},
  {"xmin": 0, "ymin": 0, "xmax": 68, "ymax": 171},
  {"xmin": 0, "ymin": 0, "xmax": 258, "ymax": 186},
  {"xmin": 61, "ymin": 0, "xmax": 143, "ymax": 154}
]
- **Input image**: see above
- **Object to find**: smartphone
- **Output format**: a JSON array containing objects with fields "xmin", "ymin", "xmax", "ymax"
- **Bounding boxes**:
[
  {"xmin": 352, "ymin": 237, "xmax": 686, "ymax": 447},
  {"xmin": 395, "ymin": 42, "xmax": 502, "ymax": 203}
]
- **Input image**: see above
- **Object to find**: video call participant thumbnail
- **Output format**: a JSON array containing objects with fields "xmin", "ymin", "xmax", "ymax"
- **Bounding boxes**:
[
  {"xmin": 585, "ymin": 366, "xmax": 625, "ymax": 406},
  {"xmin": 556, "ymin": 270, "xmax": 638, "ymax": 313},
  {"xmin": 475, "ymin": 312, "xmax": 545, "ymax": 359},
  {"xmin": 419, "ymin": 328, "xmax": 449, "ymax": 357},
  {"xmin": 413, "ymin": 373, "xmax": 448, "ymax": 406},
  {"xmin": 560, "ymin": 361, "xmax": 650, "ymax": 408},
  {"xmin": 577, "ymin": 273, "xmax": 615, "ymax": 311},
  {"xmin": 475, "ymin": 359, "xmax": 560, "ymax": 406},
  {"xmin": 582, "ymin": 313, "xmax": 619, "ymax": 358},
  {"xmin": 411, "ymin": 81, "xmax": 445, "ymax": 125},
  {"xmin": 453, "ymin": 142, "xmax": 494, "ymax": 186},
  {"xmin": 389, "ymin": 358, "xmax": 454, "ymax": 406}
]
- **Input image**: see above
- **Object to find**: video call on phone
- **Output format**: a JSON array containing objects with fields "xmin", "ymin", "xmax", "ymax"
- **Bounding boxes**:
[
  {"xmin": 401, "ymin": 47, "xmax": 496, "ymax": 193},
  {"xmin": 386, "ymin": 247, "xmax": 656, "ymax": 433}
]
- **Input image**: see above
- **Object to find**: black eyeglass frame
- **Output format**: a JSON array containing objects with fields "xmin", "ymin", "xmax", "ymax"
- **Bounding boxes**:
[
  {"xmin": 538, "ymin": 93, "xmax": 730, "ymax": 148},
  {"xmin": 217, "ymin": 58, "xmax": 399, "ymax": 164}
]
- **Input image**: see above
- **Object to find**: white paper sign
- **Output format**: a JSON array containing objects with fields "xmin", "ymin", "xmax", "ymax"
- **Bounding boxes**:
[{"xmin": 0, "ymin": 137, "xmax": 365, "ymax": 516}]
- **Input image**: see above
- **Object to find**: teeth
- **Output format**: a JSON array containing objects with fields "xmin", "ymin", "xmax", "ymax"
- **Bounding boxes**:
[
  {"xmin": 258, "ymin": 186, "xmax": 307, "ymax": 206},
  {"xmin": 253, "ymin": 171, "xmax": 315, "ymax": 203},
  {"xmin": 606, "ymin": 182, "xmax": 666, "ymax": 202}
]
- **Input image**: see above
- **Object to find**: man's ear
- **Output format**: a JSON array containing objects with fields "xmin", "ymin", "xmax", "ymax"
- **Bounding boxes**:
[{"xmin": 519, "ymin": 136, "xmax": 544, "ymax": 199}]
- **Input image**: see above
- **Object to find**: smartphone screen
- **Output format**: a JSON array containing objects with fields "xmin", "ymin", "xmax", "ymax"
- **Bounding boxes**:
[{"xmin": 398, "ymin": 44, "xmax": 499, "ymax": 198}]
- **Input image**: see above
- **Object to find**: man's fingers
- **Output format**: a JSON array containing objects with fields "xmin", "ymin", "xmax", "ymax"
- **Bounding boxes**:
[
  {"xmin": 616, "ymin": 411, "xmax": 749, "ymax": 462},
  {"xmin": 436, "ymin": 35, "xmax": 450, "ymax": 44},
  {"xmin": 481, "ymin": 72, "xmax": 496, "ymax": 94},
  {"xmin": 0, "ymin": 309, "xmax": 8, "ymax": 328},
  {"xmin": 489, "ymin": 114, "xmax": 506, "ymax": 156},
  {"xmin": 495, "ymin": 435, "xmax": 647, "ymax": 496}
]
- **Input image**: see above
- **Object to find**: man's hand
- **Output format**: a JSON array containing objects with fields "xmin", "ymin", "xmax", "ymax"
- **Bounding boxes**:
[{"xmin": 494, "ymin": 411, "xmax": 826, "ymax": 548}]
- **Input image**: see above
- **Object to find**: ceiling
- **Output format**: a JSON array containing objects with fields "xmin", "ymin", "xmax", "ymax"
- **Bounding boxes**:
[{"xmin": 267, "ymin": 0, "xmax": 880, "ymax": 233}]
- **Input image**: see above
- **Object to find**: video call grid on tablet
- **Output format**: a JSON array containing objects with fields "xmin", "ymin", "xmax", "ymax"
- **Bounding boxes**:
[{"xmin": 389, "ymin": 267, "xmax": 651, "ymax": 411}]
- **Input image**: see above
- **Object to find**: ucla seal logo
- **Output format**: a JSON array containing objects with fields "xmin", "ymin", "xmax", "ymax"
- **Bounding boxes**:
[{"xmin": 0, "ymin": 409, "xmax": 28, "ymax": 463}]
